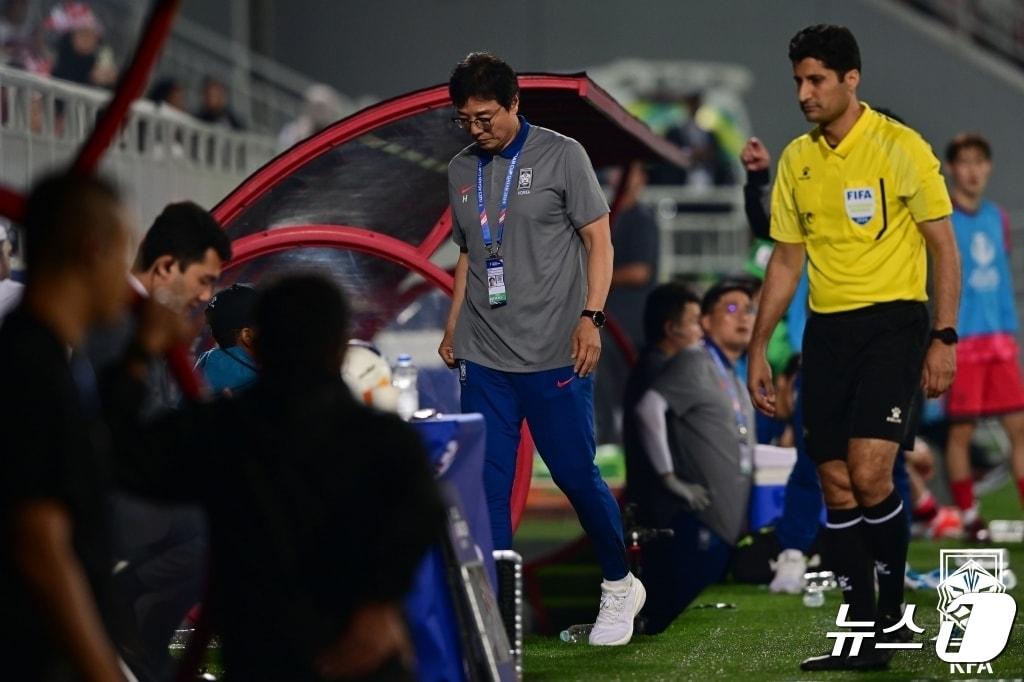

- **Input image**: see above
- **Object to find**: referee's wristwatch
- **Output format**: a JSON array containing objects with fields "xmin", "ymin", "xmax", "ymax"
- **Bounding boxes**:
[
  {"xmin": 929, "ymin": 327, "xmax": 959, "ymax": 345},
  {"xmin": 581, "ymin": 309, "xmax": 606, "ymax": 328}
]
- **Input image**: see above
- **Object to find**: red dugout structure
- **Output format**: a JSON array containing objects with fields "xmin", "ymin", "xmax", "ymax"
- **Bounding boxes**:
[{"xmin": 210, "ymin": 74, "xmax": 686, "ymax": 529}]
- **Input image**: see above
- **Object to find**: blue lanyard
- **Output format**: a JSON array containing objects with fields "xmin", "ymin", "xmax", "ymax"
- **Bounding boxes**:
[
  {"xmin": 477, "ymin": 150, "xmax": 520, "ymax": 256},
  {"xmin": 702, "ymin": 340, "xmax": 750, "ymax": 438}
]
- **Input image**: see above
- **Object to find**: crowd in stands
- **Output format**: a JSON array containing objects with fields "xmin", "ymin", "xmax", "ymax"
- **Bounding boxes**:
[{"xmin": 0, "ymin": 0, "xmax": 250, "ymax": 133}]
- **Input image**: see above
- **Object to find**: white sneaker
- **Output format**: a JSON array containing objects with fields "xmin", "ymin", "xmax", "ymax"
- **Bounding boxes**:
[
  {"xmin": 588, "ymin": 573, "xmax": 646, "ymax": 646},
  {"xmin": 769, "ymin": 549, "xmax": 807, "ymax": 594}
]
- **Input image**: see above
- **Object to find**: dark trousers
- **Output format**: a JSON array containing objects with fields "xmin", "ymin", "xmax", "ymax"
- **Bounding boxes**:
[
  {"xmin": 775, "ymin": 389, "xmax": 912, "ymax": 554},
  {"xmin": 109, "ymin": 494, "xmax": 207, "ymax": 681},
  {"xmin": 639, "ymin": 511, "xmax": 731, "ymax": 635}
]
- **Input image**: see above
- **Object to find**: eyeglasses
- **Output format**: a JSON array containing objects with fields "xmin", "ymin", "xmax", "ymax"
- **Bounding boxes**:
[
  {"xmin": 721, "ymin": 302, "xmax": 757, "ymax": 316},
  {"xmin": 451, "ymin": 112, "xmax": 500, "ymax": 132}
]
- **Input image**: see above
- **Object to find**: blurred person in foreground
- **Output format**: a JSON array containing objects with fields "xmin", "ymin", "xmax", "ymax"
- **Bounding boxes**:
[
  {"xmin": 195, "ymin": 283, "xmax": 259, "ymax": 396},
  {"xmin": 0, "ymin": 173, "xmax": 135, "ymax": 681},
  {"xmin": 112, "ymin": 274, "xmax": 445, "ymax": 681},
  {"xmin": 941, "ymin": 133, "xmax": 1024, "ymax": 533},
  {"xmin": 632, "ymin": 280, "xmax": 756, "ymax": 634},
  {"xmin": 748, "ymin": 25, "xmax": 959, "ymax": 671}
]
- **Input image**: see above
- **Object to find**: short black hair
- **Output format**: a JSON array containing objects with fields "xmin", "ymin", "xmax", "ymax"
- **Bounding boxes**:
[
  {"xmin": 788, "ymin": 24, "xmax": 861, "ymax": 78},
  {"xmin": 255, "ymin": 273, "xmax": 351, "ymax": 385},
  {"xmin": 643, "ymin": 282, "xmax": 700, "ymax": 346},
  {"xmin": 22, "ymin": 172, "xmax": 121, "ymax": 278},
  {"xmin": 700, "ymin": 279, "xmax": 754, "ymax": 316},
  {"xmin": 449, "ymin": 52, "xmax": 519, "ymax": 109},
  {"xmin": 135, "ymin": 201, "xmax": 231, "ymax": 271},
  {"xmin": 946, "ymin": 132, "xmax": 992, "ymax": 163}
]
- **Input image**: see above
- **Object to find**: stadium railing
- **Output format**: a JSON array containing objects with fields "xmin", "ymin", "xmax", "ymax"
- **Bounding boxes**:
[
  {"xmin": 159, "ymin": 15, "xmax": 316, "ymax": 135},
  {"xmin": 642, "ymin": 185, "xmax": 747, "ymax": 280},
  {"xmin": 0, "ymin": 63, "xmax": 277, "ymax": 233}
]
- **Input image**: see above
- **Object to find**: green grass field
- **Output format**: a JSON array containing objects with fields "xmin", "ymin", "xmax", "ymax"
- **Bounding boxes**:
[{"xmin": 517, "ymin": 480, "xmax": 1024, "ymax": 681}]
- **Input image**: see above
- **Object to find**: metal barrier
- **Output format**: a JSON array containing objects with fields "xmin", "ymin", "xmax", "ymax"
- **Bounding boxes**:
[
  {"xmin": 78, "ymin": 0, "xmax": 316, "ymax": 135},
  {"xmin": 641, "ymin": 185, "xmax": 747, "ymax": 280},
  {"xmin": 158, "ymin": 15, "xmax": 374, "ymax": 135},
  {"xmin": 0, "ymin": 63, "xmax": 277, "ymax": 232},
  {"xmin": 158, "ymin": 15, "xmax": 315, "ymax": 135}
]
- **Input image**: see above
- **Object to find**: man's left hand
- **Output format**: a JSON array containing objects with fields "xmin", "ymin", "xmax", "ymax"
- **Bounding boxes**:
[
  {"xmin": 921, "ymin": 341, "xmax": 956, "ymax": 398},
  {"xmin": 571, "ymin": 318, "xmax": 601, "ymax": 377}
]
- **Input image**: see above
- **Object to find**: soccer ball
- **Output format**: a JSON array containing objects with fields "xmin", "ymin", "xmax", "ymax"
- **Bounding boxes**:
[{"xmin": 342, "ymin": 340, "xmax": 392, "ymax": 405}]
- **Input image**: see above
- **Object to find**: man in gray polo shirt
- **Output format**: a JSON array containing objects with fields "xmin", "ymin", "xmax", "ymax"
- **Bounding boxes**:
[
  {"xmin": 438, "ymin": 52, "xmax": 643, "ymax": 646},
  {"xmin": 633, "ymin": 280, "xmax": 756, "ymax": 633}
]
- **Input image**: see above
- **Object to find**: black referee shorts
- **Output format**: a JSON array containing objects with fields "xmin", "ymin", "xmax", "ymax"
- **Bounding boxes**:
[{"xmin": 801, "ymin": 301, "xmax": 929, "ymax": 464}]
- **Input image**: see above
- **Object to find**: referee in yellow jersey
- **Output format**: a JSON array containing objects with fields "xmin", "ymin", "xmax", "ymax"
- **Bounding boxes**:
[{"xmin": 747, "ymin": 25, "xmax": 961, "ymax": 671}]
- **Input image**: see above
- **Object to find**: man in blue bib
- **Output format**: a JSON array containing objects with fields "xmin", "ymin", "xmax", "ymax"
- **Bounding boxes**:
[{"xmin": 438, "ymin": 52, "xmax": 643, "ymax": 646}]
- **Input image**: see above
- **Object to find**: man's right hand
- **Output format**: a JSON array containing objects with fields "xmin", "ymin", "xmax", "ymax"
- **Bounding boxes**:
[
  {"xmin": 661, "ymin": 474, "xmax": 711, "ymax": 511},
  {"xmin": 438, "ymin": 332, "xmax": 457, "ymax": 369},
  {"xmin": 747, "ymin": 350, "xmax": 776, "ymax": 416},
  {"xmin": 135, "ymin": 298, "xmax": 191, "ymax": 357},
  {"xmin": 740, "ymin": 137, "xmax": 771, "ymax": 173}
]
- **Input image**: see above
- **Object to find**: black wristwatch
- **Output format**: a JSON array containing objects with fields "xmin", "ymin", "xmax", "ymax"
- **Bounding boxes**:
[
  {"xmin": 929, "ymin": 327, "xmax": 959, "ymax": 345},
  {"xmin": 581, "ymin": 309, "xmax": 606, "ymax": 328}
]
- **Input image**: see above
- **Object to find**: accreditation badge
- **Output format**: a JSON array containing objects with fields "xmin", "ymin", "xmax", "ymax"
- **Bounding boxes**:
[{"xmin": 486, "ymin": 257, "xmax": 507, "ymax": 308}]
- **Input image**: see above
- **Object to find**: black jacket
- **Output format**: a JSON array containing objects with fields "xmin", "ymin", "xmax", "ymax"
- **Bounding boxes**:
[{"xmin": 113, "ymin": 376, "xmax": 445, "ymax": 681}]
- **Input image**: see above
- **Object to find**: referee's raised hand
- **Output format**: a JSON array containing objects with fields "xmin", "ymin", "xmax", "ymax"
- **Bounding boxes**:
[{"xmin": 747, "ymin": 351, "xmax": 776, "ymax": 417}]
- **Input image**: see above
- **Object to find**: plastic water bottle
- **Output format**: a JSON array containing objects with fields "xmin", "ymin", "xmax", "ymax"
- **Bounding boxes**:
[
  {"xmin": 802, "ymin": 586, "xmax": 825, "ymax": 608},
  {"xmin": 392, "ymin": 354, "xmax": 419, "ymax": 421},
  {"xmin": 559, "ymin": 623, "xmax": 593, "ymax": 644}
]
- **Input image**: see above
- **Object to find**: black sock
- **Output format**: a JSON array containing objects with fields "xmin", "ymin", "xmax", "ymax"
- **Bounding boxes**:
[
  {"xmin": 862, "ymin": 489, "xmax": 908, "ymax": 620},
  {"xmin": 822, "ymin": 507, "xmax": 875, "ymax": 624}
]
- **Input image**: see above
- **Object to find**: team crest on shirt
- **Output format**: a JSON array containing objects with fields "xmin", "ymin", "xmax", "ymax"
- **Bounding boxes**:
[
  {"xmin": 518, "ymin": 168, "xmax": 533, "ymax": 195},
  {"xmin": 844, "ymin": 187, "xmax": 876, "ymax": 226}
]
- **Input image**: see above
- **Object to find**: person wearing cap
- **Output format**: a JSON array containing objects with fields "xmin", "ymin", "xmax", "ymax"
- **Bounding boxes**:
[
  {"xmin": 0, "ymin": 173, "xmax": 137, "ymax": 681},
  {"xmin": 196, "ymin": 283, "xmax": 258, "ymax": 396},
  {"xmin": 632, "ymin": 279, "xmax": 756, "ymax": 634}
]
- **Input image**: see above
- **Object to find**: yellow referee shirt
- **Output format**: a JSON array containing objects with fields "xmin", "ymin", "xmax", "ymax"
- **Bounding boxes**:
[{"xmin": 770, "ymin": 102, "xmax": 952, "ymax": 313}]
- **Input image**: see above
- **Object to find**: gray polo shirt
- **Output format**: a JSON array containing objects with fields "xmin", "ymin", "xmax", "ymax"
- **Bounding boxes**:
[
  {"xmin": 652, "ymin": 343, "xmax": 754, "ymax": 543},
  {"xmin": 449, "ymin": 122, "xmax": 609, "ymax": 372}
]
